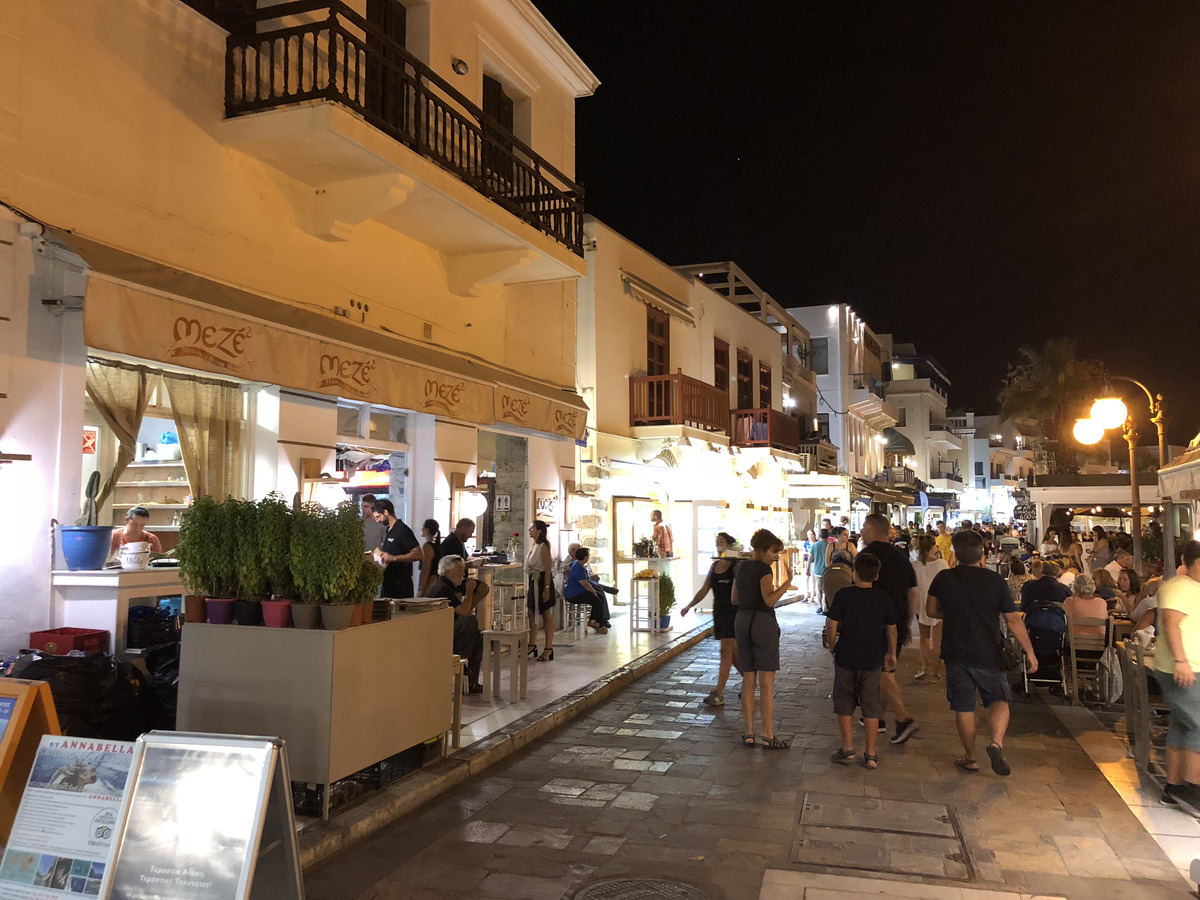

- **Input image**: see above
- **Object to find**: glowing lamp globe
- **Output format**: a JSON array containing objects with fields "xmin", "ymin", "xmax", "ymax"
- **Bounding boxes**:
[
  {"xmin": 1090, "ymin": 396, "xmax": 1127, "ymax": 430},
  {"xmin": 1073, "ymin": 418, "xmax": 1104, "ymax": 445}
]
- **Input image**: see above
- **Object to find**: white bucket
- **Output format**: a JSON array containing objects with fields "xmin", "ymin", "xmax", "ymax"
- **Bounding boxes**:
[{"xmin": 119, "ymin": 543, "xmax": 151, "ymax": 570}]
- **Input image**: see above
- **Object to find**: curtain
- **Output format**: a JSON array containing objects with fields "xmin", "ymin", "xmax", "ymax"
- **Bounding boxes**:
[
  {"xmin": 85, "ymin": 360, "xmax": 151, "ymax": 511},
  {"xmin": 164, "ymin": 374, "xmax": 244, "ymax": 500}
]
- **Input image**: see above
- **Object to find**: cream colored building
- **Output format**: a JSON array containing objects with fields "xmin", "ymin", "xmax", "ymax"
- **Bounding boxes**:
[
  {"xmin": 0, "ymin": 0, "xmax": 598, "ymax": 646},
  {"xmin": 572, "ymin": 220, "xmax": 824, "ymax": 599}
]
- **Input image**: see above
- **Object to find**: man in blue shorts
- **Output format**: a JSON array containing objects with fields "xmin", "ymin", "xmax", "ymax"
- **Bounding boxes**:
[
  {"xmin": 927, "ymin": 529, "xmax": 1037, "ymax": 776},
  {"xmin": 1153, "ymin": 540, "xmax": 1200, "ymax": 809}
]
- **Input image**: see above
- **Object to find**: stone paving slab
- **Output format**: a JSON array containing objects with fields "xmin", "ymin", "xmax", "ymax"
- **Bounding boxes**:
[{"xmin": 304, "ymin": 605, "xmax": 1192, "ymax": 900}]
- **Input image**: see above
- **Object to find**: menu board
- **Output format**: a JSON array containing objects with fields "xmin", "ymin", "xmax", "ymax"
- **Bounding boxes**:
[
  {"xmin": 106, "ymin": 734, "xmax": 301, "ymax": 900},
  {"xmin": 0, "ymin": 681, "xmax": 61, "ymax": 847},
  {"xmin": 0, "ymin": 699, "xmax": 14, "ymax": 744},
  {"xmin": 0, "ymin": 736, "xmax": 137, "ymax": 900}
]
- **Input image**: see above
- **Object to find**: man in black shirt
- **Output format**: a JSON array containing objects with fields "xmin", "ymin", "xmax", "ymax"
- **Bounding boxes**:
[
  {"xmin": 441, "ymin": 518, "xmax": 476, "ymax": 564},
  {"xmin": 928, "ymin": 529, "xmax": 1037, "ymax": 776},
  {"xmin": 860, "ymin": 514, "xmax": 920, "ymax": 744},
  {"xmin": 373, "ymin": 499, "xmax": 422, "ymax": 598}
]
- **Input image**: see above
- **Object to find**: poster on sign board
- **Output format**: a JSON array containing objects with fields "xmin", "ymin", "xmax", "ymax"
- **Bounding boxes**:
[{"xmin": 0, "ymin": 735, "xmax": 137, "ymax": 900}]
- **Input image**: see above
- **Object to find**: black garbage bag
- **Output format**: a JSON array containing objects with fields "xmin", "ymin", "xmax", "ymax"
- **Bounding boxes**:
[
  {"xmin": 8, "ymin": 651, "xmax": 159, "ymax": 741},
  {"xmin": 143, "ymin": 642, "xmax": 181, "ymax": 730}
]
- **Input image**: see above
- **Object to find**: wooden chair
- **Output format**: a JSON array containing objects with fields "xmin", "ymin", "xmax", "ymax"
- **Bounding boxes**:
[{"xmin": 1065, "ymin": 615, "xmax": 1110, "ymax": 705}]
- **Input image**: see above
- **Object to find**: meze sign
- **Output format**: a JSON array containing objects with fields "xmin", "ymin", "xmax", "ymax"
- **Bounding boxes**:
[{"xmin": 1013, "ymin": 504, "xmax": 1037, "ymax": 521}]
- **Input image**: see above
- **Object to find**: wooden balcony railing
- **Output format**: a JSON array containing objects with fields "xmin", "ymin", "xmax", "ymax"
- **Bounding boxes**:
[
  {"xmin": 224, "ymin": 0, "xmax": 583, "ymax": 253},
  {"xmin": 629, "ymin": 372, "xmax": 728, "ymax": 433},
  {"xmin": 730, "ymin": 408, "xmax": 802, "ymax": 452}
]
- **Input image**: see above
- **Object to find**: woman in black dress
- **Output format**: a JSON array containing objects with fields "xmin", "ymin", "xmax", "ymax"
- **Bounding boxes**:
[
  {"xmin": 733, "ymin": 528, "xmax": 794, "ymax": 749},
  {"xmin": 680, "ymin": 532, "xmax": 740, "ymax": 706}
]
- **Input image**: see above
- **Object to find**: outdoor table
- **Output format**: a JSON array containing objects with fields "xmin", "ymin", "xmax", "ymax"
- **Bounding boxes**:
[{"xmin": 1111, "ymin": 615, "xmax": 1134, "ymax": 646}]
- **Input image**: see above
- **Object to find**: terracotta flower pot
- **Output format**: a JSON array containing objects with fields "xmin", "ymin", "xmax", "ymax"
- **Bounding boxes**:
[
  {"xmin": 320, "ymin": 604, "xmax": 354, "ymax": 631},
  {"xmin": 350, "ymin": 604, "xmax": 363, "ymax": 627},
  {"xmin": 291, "ymin": 604, "xmax": 321, "ymax": 629},
  {"xmin": 206, "ymin": 598, "xmax": 236, "ymax": 625},
  {"xmin": 261, "ymin": 599, "xmax": 293, "ymax": 628},
  {"xmin": 360, "ymin": 601, "xmax": 374, "ymax": 625},
  {"xmin": 183, "ymin": 595, "xmax": 207, "ymax": 624}
]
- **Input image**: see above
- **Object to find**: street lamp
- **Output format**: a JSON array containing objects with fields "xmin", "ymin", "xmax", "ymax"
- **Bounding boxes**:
[{"xmin": 1074, "ymin": 377, "xmax": 1166, "ymax": 575}]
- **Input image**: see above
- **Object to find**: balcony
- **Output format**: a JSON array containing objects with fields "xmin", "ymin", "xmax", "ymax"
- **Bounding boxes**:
[
  {"xmin": 220, "ymin": 1, "xmax": 585, "ymax": 292},
  {"xmin": 926, "ymin": 426, "xmax": 963, "ymax": 450},
  {"xmin": 730, "ymin": 408, "xmax": 802, "ymax": 453},
  {"xmin": 798, "ymin": 440, "xmax": 840, "ymax": 474},
  {"xmin": 848, "ymin": 372, "xmax": 898, "ymax": 430},
  {"xmin": 629, "ymin": 372, "xmax": 728, "ymax": 433},
  {"xmin": 882, "ymin": 466, "xmax": 916, "ymax": 488}
]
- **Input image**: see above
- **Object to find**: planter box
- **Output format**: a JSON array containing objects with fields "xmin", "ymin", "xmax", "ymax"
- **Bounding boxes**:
[{"xmin": 28, "ymin": 627, "xmax": 110, "ymax": 656}]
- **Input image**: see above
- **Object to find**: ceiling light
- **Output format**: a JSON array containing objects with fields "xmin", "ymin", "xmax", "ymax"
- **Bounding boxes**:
[{"xmin": 451, "ymin": 57, "xmax": 469, "ymax": 76}]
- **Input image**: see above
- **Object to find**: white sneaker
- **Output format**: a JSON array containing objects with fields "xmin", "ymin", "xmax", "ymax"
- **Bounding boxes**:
[{"xmin": 703, "ymin": 690, "xmax": 726, "ymax": 707}]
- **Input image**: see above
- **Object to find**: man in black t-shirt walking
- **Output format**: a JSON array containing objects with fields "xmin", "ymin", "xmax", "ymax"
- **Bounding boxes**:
[
  {"xmin": 373, "ymin": 499, "xmax": 422, "ymax": 599},
  {"xmin": 860, "ymin": 514, "xmax": 920, "ymax": 744},
  {"xmin": 927, "ymin": 529, "xmax": 1037, "ymax": 776}
]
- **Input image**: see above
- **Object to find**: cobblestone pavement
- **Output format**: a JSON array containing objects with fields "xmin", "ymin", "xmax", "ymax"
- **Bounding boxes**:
[{"xmin": 305, "ymin": 605, "xmax": 1191, "ymax": 900}]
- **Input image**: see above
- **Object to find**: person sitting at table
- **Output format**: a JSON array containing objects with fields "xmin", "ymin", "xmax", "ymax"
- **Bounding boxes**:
[
  {"xmin": 1091, "ymin": 568, "xmax": 1119, "ymax": 604},
  {"xmin": 426, "ymin": 555, "xmax": 487, "ymax": 693},
  {"xmin": 1058, "ymin": 562, "xmax": 1081, "ymax": 589},
  {"xmin": 1063, "ymin": 574, "xmax": 1107, "ymax": 637},
  {"xmin": 1006, "ymin": 556, "xmax": 1034, "ymax": 606},
  {"xmin": 1115, "ymin": 567, "xmax": 1143, "ymax": 616},
  {"xmin": 564, "ymin": 542, "xmax": 620, "ymax": 602},
  {"xmin": 110, "ymin": 506, "xmax": 162, "ymax": 556},
  {"xmin": 1021, "ymin": 560, "xmax": 1070, "ymax": 609},
  {"xmin": 562, "ymin": 547, "xmax": 611, "ymax": 634}
]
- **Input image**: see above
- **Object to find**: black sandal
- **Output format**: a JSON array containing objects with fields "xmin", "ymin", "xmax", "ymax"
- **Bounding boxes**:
[
  {"xmin": 741, "ymin": 734, "xmax": 758, "ymax": 747},
  {"xmin": 762, "ymin": 736, "xmax": 791, "ymax": 750}
]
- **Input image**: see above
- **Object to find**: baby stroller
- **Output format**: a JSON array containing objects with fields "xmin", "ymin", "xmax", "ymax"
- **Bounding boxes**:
[{"xmin": 1020, "ymin": 598, "xmax": 1068, "ymax": 697}]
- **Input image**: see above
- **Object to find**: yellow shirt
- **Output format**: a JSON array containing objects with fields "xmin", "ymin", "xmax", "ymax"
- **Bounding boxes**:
[
  {"xmin": 1154, "ymin": 575, "xmax": 1200, "ymax": 674},
  {"xmin": 935, "ymin": 533, "xmax": 953, "ymax": 562}
]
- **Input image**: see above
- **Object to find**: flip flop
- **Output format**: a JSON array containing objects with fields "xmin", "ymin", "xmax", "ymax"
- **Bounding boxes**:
[
  {"xmin": 954, "ymin": 756, "xmax": 980, "ymax": 772},
  {"xmin": 987, "ymin": 743, "xmax": 1011, "ymax": 777}
]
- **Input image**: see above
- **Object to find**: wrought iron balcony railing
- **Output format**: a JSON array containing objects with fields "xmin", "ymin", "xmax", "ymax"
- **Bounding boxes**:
[
  {"xmin": 629, "ymin": 372, "xmax": 729, "ymax": 433},
  {"xmin": 224, "ymin": 1, "xmax": 583, "ymax": 253},
  {"xmin": 730, "ymin": 408, "xmax": 801, "ymax": 452}
]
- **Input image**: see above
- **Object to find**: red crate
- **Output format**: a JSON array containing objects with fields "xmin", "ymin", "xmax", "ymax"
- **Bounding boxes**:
[{"xmin": 28, "ymin": 627, "xmax": 110, "ymax": 656}]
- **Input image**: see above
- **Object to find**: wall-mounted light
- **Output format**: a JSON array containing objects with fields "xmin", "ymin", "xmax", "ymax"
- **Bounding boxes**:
[{"xmin": 451, "ymin": 57, "xmax": 469, "ymax": 76}]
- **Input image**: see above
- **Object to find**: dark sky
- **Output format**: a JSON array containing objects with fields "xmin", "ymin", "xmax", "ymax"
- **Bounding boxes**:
[{"xmin": 535, "ymin": 2, "xmax": 1200, "ymax": 446}]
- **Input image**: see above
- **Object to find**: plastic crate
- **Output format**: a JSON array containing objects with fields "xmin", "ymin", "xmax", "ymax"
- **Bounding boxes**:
[{"xmin": 28, "ymin": 627, "xmax": 110, "ymax": 656}]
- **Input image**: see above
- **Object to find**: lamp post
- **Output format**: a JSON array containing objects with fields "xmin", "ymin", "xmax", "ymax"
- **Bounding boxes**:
[{"xmin": 1073, "ymin": 377, "xmax": 1166, "ymax": 575}]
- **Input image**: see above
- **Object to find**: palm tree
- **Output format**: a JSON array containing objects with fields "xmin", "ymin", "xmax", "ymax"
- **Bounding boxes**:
[{"xmin": 997, "ymin": 338, "xmax": 1104, "ymax": 475}]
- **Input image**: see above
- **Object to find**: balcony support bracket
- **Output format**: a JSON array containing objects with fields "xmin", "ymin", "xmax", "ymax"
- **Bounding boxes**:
[
  {"xmin": 442, "ymin": 249, "xmax": 540, "ymax": 297},
  {"xmin": 303, "ymin": 173, "xmax": 416, "ymax": 243}
]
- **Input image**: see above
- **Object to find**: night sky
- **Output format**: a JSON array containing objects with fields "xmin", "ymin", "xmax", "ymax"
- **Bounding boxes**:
[{"xmin": 535, "ymin": 2, "xmax": 1200, "ymax": 447}]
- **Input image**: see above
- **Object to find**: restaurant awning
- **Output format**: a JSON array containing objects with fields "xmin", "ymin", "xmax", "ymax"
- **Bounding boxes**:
[
  {"xmin": 620, "ymin": 269, "xmax": 695, "ymax": 325},
  {"xmin": 851, "ymin": 477, "xmax": 916, "ymax": 507},
  {"xmin": 883, "ymin": 427, "xmax": 915, "ymax": 455},
  {"xmin": 1159, "ymin": 432, "xmax": 1200, "ymax": 500},
  {"xmin": 65, "ymin": 234, "xmax": 587, "ymax": 439}
]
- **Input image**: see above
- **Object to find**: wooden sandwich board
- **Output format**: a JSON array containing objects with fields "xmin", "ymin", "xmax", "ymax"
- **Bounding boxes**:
[{"xmin": 0, "ymin": 679, "xmax": 60, "ymax": 845}]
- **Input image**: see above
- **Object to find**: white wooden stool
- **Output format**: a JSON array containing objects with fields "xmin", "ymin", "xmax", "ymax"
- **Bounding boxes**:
[
  {"xmin": 480, "ymin": 630, "xmax": 529, "ymax": 703},
  {"xmin": 446, "ymin": 654, "xmax": 464, "ymax": 755}
]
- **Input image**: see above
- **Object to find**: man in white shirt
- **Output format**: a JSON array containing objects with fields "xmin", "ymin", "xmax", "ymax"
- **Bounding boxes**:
[
  {"xmin": 1153, "ymin": 541, "xmax": 1200, "ymax": 809},
  {"xmin": 1105, "ymin": 548, "xmax": 1133, "ymax": 582}
]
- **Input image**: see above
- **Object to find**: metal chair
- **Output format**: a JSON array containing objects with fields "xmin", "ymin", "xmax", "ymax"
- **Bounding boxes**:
[{"xmin": 1065, "ymin": 615, "xmax": 1111, "ymax": 705}]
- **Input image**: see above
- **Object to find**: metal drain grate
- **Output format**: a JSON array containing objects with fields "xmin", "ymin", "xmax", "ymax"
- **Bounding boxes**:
[
  {"xmin": 573, "ymin": 877, "xmax": 715, "ymax": 900},
  {"xmin": 792, "ymin": 793, "xmax": 976, "ymax": 882}
]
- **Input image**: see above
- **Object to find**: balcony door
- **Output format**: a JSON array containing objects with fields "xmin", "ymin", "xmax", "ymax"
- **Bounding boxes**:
[
  {"xmin": 647, "ymin": 308, "xmax": 669, "ymax": 377},
  {"xmin": 366, "ymin": 0, "xmax": 408, "ymax": 133},
  {"xmin": 483, "ymin": 75, "xmax": 516, "ymax": 190},
  {"xmin": 736, "ymin": 350, "xmax": 753, "ymax": 409}
]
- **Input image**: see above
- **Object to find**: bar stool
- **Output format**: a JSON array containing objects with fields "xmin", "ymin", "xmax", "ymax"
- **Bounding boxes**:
[
  {"xmin": 480, "ymin": 630, "xmax": 529, "ymax": 703},
  {"xmin": 446, "ymin": 654, "xmax": 465, "ymax": 755}
]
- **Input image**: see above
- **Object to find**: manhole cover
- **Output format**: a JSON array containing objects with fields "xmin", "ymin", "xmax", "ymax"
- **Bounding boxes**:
[{"xmin": 574, "ymin": 877, "xmax": 714, "ymax": 900}]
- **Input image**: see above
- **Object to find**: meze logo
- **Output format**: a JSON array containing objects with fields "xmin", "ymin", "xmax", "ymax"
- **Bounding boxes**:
[
  {"xmin": 168, "ymin": 316, "xmax": 251, "ymax": 372},
  {"xmin": 317, "ymin": 353, "xmax": 377, "ymax": 398},
  {"xmin": 422, "ymin": 378, "xmax": 465, "ymax": 413},
  {"xmin": 553, "ymin": 408, "xmax": 579, "ymax": 437},
  {"xmin": 498, "ymin": 393, "xmax": 531, "ymax": 423}
]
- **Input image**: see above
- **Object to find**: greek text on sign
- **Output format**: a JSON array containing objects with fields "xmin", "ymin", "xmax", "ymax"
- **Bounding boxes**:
[{"xmin": 1013, "ymin": 504, "xmax": 1037, "ymax": 520}]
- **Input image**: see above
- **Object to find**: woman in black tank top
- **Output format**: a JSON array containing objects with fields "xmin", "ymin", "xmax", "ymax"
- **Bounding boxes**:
[{"xmin": 680, "ymin": 533, "xmax": 741, "ymax": 707}]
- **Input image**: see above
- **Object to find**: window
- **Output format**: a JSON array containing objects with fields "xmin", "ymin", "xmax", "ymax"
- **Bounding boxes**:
[
  {"xmin": 759, "ymin": 363, "xmax": 771, "ymax": 409},
  {"xmin": 482, "ymin": 74, "xmax": 516, "ymax": 182},
  {"xmin": 714, "ymin": 339, "xmax": 729, "ymax": 400},
  {"xmin": 974, "ymin": 461, "xmax": 984, "ymax": 476},
  {"xmin": 366, "ymin": 0, "xmax": 408, "ymax": 127},
  {"xmin": 646, "ymin": 308, "xmax": 669, "ymax": 376},
  {"xmin": 896, "ymin": 407, "xmax": 907, "ymax": 427},
  {"xmin": 817, "ymin": 414, "xmax": 831, "ymax": 441},
  {"xmin": 735, "ymin": 351, "xmax": 753, "ymax": 409},
  {"xmin": 810, "ymin": 337, "xmax": 829, "ymax": 375}
]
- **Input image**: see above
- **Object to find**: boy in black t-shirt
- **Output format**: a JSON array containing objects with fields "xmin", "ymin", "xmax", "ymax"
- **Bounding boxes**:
[{"xmin": 824, "ymin": 553, "xmax": 898, "ymax": 770}]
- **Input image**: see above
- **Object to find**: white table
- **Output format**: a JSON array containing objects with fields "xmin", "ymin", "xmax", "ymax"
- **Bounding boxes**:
[
  {"xmin": 50, "ymin": 567, "xmax": 184, "ymax": 657},
  {"xmin": 480, "ymin": 629, "xmax": 529, "ymax": 702},
  {"xmin": 630, "ymin": 576, "xmax": 664, "ymax": 634}
]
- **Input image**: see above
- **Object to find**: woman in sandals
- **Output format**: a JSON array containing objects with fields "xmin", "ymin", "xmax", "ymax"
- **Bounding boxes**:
[
  {"xmin": 733, "ymin": 529, "xmax": 794, "ymax": 749},
  {"xmin": 680, "ymin": 532, "xmax": 740, "ymax": 706},
  {"xmin": 525, "ymin": 520, "xmax": 556, "ymax": 661}
]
